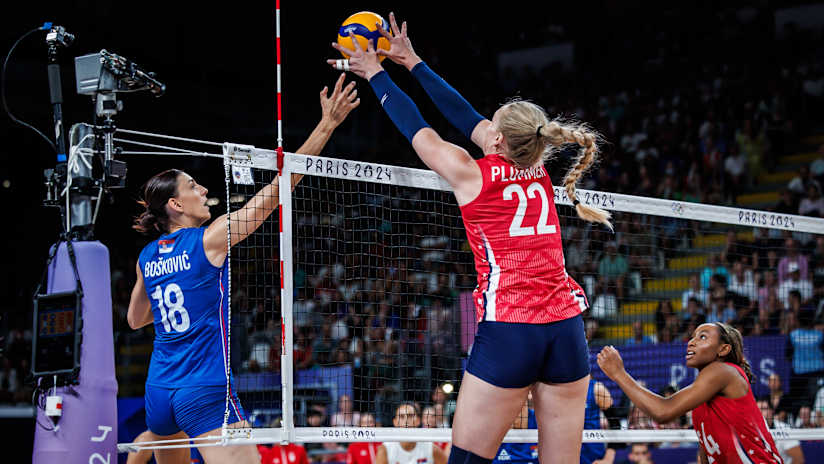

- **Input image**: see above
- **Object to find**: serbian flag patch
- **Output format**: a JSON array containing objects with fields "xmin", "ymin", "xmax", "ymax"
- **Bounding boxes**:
[{"xmin": 158, "ymin": 238, "xmax": 175, "ymax": 254}]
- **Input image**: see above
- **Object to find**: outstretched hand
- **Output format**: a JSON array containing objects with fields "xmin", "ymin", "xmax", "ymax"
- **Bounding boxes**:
[
  {"xmin": 320, "ymin": 73, "xmax": 360, "ymax": 127},
  {"xmin": 596, "ymin": 345, "xmax": 626, "ymax": 380},
  {"xmin": 328, "ymin": 32, "xmax": 384, "ymax": 81},
  {"xmin": 375, "ymin": 12, "xmax": 421, "ymax": 70}
]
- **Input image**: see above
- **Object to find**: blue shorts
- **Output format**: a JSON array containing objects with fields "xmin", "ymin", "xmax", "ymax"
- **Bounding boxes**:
[
  {"xmin": 145, "ymin": 384, "xmax": 246, "ymax": 438},
  {"xmin": 466, "ymin": 315, "xmax": 590, "ymax": 388}
]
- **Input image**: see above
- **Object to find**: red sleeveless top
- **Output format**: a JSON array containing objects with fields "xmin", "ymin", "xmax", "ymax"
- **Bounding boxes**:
[
  {"xmin": 459, "ymin": 154, "xmax": 587, "ymax": 323},
  {"xmin": 692, "ymin": 363, "xmax": 783, "ymax": 463}
]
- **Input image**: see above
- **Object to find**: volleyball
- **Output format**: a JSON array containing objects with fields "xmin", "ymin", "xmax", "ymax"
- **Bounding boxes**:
[{"xmin": 337, "ymin": 11, "xmax": 391, "ymax": 60}]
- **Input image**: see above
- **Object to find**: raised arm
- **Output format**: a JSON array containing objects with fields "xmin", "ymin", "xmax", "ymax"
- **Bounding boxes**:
[
  {"xmin": 597, "ymin": 346, "xmax": 736, "ymax": 424},
  {"xmin": 376, "ymin": 12, "xmax": 489, "ymax": 149},
  {"xmin": 202, "ymin": 74, "xmax": 359, "ymax": 264},
  {"xmin": 330, "ymin": 33, "xmax": 481, "ymax": 204}
]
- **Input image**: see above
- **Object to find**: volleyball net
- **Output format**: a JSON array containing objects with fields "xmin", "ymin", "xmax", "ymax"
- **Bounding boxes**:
[{"xmin": 218, "ymin": 150, "xmax": 824, "ymax": 446}]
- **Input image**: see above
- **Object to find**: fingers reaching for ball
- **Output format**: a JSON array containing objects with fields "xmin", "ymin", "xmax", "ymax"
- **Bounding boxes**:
[
  {"xmin": 320, "ymin": 73, "xmax": 359, "ymax": 127},
  {"xmin": 375, "ymin": 12, "xmax": 420, "ymax": 70},
  {"xmin": 327, "ymin": 32, "xmax": 383, "ymax": 80}
]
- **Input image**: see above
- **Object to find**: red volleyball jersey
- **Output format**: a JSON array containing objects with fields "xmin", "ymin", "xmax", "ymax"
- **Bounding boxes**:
[
  {"xmin": 459, "ymin": 154, "xmax": 588, "ymax": 323},
  {"xmin": 692, "ymin": 363, "xmax": 783, "ymax": 464},
  {"xmin": 346, "ymin": 442, "xmax": 381, "ymax": 464},
  {"xmin": 258, "ymin": 444, "xmax": 310, "ymax": 464}
]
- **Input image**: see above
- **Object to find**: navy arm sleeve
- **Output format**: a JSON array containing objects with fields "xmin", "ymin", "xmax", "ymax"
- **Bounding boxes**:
[
  {"xmin": 410, "ymin": 62, "xmax": 485, "ymax": 140},
  {"xmin": 369, "ymin": 71, "xmax": 430, "ymax": 143}
]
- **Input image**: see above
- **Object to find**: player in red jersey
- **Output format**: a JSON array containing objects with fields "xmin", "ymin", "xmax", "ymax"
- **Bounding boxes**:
[
  {"xmin": 346, "ymin": 412, "xmax": 381, "ymax": 464},
  {"xmin": 329, "ymin": 12, "xmax": 612, "ymax": 464},
  {"xmin": 257, "ymin": 442, "xmax": 309, "ymax": 464},
  {"xmin": 597, "ymin": 322, "xmax": 783, "ymax": 464}
]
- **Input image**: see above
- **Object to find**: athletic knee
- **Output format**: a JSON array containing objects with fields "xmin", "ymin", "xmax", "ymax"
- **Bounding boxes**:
[{"xmin": 448, "ymin": 445, "xmax": 494, "ymax": 464}]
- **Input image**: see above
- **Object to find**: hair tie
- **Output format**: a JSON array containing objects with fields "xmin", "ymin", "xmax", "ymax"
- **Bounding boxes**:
[
  {"xmin": 536, "ymin": 125, "xmax": 543, "ymax": 138},
  {"xmin": 573, "ymin": 199, "xmax": 580, "ymax": 206}
]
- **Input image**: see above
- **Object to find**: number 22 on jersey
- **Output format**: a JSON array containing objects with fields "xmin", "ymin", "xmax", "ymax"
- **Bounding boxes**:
[
  {"xmin": 503, "ymin": 182, "xmax": 557, "ymax": 237},
  {"xmin": 151, "ymin": 283, "xmax": 190, "ymax": 333}
]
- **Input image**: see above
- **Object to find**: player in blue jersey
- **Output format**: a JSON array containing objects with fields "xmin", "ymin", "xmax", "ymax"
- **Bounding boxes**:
[
  {"xmin": 492, "ymin": 397, "xmax": 538, "ymax": 464},
  {"xmin": 580, "ymin": 379, "xmax": 614, "ymax": 464},
  {"xmin": 127, "ymin": 73, "xmax": 359, "ymax": 463}
]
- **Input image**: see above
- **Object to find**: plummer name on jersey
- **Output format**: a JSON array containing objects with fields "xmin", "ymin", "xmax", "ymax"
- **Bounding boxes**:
[{"xmin": 490, "ymin": 165, "xmax": 547, "ymax": 183}]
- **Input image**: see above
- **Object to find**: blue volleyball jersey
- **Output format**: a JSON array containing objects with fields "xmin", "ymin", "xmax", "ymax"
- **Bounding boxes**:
[
  {"xmin": 493, "ymin": 410, "xmax": 538, "ymax": 464},
  {"xmin": 580, "ymin": 379, "xmax": 606, "ymax": 464},
  {"xmin": 139, "ymin": 227, "xmax": 230, "ymax": 387}
]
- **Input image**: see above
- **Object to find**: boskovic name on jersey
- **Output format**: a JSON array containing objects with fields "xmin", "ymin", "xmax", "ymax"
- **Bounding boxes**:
[{"xmin": 144, "ymin": 251, "xmax": 192, "ymax": 278}]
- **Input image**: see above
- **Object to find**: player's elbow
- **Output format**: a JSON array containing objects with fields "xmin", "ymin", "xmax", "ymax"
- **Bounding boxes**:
[
  {"xmin": 127, "ymin": 311, "xmax": 140, "ymax": 330},
  {"xmin": 651, "ymin": 409, "xmax": 677, "ymax": 425}
]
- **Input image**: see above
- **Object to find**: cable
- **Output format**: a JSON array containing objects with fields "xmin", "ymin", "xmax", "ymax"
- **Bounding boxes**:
[{"xmin": 2, "ymin": 25, "xmax": 58, "ymax": 154}]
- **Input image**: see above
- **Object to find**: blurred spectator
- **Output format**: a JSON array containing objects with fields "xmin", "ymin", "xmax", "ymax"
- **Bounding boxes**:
[
  {"xmin": 312, "ymin": 322, "xmax": 335, "ymax": 366},
  {"xmin": 795, "ymin": 405, "xmax": 816, "ymax": 429},
  {"xmin": 773, "ymin": 188, "xmax": 800, "ymax": 216},
  {"xmin": 654, "ymin": 300, "xmax": 677, "ymax": 335},
  {"xmin": 705, "ymin": 292, "xmax": 737, "ymax": 325},
  {"xmin": 810, "ymin": 236, "xmax": 824, "ymax": 290},
  {"xmin": 330, "ymin": 394, "xmax": 360, "ymax": 427},
  {"xmin": 681, "ymin": 274, "xmax": 709, "ymax": 310},
  {"xmin": 306, "ymin": 404, "xmax": 328, "ymax": 427},
  {"xmin": 720, "ymin": 230, "xmax": 751, "ymax": 266},
  {"xmin": 617, "ymin": 443, "xmax": 654, "ymax": 464},
  {"xmin": 758, "ymin": 270, "xmax": 779, "ymax": 311},
  {"xmin": 778, "ymin": 262, "xmax": 813, "ymax": 309},
  {"xmin": 376, "ymin": 403, "xmax": 448, "ymax": 464},
  {"xmin": 728, "ymin": 260, "xmax": 757, "ymax": 303},
  {"xmin": 591, "ymin": 279, "xmax": 619, "ymax": 321},
  {"xmin": 628, "ymin": 405, "xmax": 654, "ymax": 430},
  {"xmin": 814, "ymin": 384, "xmax": 824, "ymax": 427},
  {"xmin": 564, "ymin": 227, "xmax": 590, "ymax": 276},
  {"xmin": 723, "ymin": 143, "xmax": 748, "ymax": 200},
  {"xmin": 625, "ymin": 321, "xmax": 656, "ymax": 345},
  {"xmin": 768, "ymin": 373, "xmax": 794, "ymax": 423},
  {"xmin": 788, "ymin": 165, "xmax": 821, "ymax": 197},
  {"xmin": 799, "ymin": 184, "xmax": 824, "ymax": 218},
  {"xmin": 757, "ymin": 398, "xmax": 805, "ymax": 464},
  {"xmin": 700, "ymin": 254, "xmax": 728, "ymax": 290},
  {"xmin": 598, "ymin": 241, "xmax": 628, "ymax": 300},
  {"xmin": 735, "ymin": 119, "xmax": 769, "ymax": 183},
  {"xmin": 421, "ymin": 406, "xmax": 438, "ymax": 429},
  {"xmin": 294, "ymin": 326, "xmax": 316, "ymax": 370},
  {"xmin": 788, "ymin": 310, "xmax": 824, "ymax": 410},
  {"xmin": 679, "ymin": 297, "xmax": 706, "ymax": 340}
]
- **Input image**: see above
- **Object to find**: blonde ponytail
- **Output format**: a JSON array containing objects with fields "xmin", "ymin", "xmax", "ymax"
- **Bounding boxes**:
[
  {"xmin": 545, "ymin": 120, "xmax": 613, "ymax": 231},
  {"xmin": 498, "ymin": 100, "xmax": 612, "ymax": 230}
]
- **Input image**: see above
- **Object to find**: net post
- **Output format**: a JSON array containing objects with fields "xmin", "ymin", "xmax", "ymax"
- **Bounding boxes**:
[{"xmin": 279, "ymin": 154, "xmax": 295, "ymax": 444}]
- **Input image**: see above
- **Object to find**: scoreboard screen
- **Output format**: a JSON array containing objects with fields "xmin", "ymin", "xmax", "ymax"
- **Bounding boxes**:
[{"xmin": 32, "ymin": 291, "xmax": 81, "ymax": 376}]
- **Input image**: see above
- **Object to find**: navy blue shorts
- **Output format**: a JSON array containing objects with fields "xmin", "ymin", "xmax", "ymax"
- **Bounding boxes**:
[
  {"xmin": 145, "ymin": 384, "xmax": 246, "ymax": 438},
  {"xmin": 466, "ymin": 315, "xmax": 590, "ymax": 388}
]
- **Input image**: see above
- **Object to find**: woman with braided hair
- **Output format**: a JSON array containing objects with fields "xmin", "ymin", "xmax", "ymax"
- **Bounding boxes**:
[
  {"xmin": 329, "ymin": 12, "xmax": 610, "ymax": 464},
  {"xmin": 598, "ymin": 323, "xmax": 783, "ymax": 463}
]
